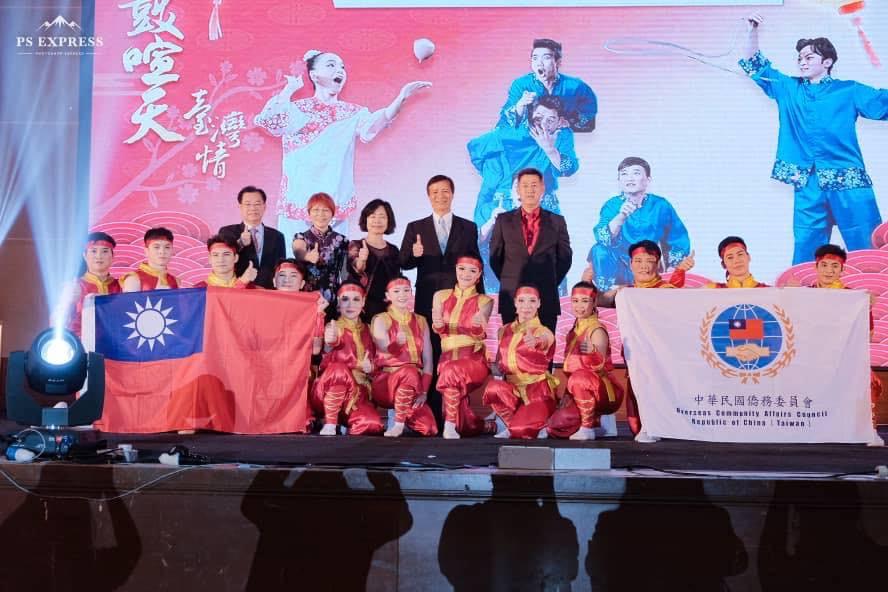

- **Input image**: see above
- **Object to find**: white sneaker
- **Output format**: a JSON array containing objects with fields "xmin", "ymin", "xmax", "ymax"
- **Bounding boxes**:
[
  {"xmin": 494, "ymin": 428, "xmax": 511, "ymax": 439},
  {"xmin": 319, "ymin": 423, "xmax": 337, "ymax": 436},
  {"xmin": 569, "ymin": 426, "xmax": 596, "ymax": 441},
  {"xmin": 634, "ymin": 431, "xmax": 659, "ymax": 443},
  {"xmin": 867, "ymin": 433, "xmax": 885, "ymax": 447},
  {"xmin": 443, "ymin": 421, "xmax": 460, "ymax": 440},
  {"xmin": 597, "ymin": 414, "xmax": 618, "ymax": 437},
  {"xmin": 537, "ymin": 428, "xmax": 548, "ymax": 440},
  {"xmin": 384, "ymin": 421, "xmax": 405, "ymax": 438}
]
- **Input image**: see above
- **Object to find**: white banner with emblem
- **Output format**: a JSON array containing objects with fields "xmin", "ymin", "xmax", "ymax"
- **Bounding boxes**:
[{"xmin": 617, "ymin": 288, "xmax": 879, "ymax": 444}]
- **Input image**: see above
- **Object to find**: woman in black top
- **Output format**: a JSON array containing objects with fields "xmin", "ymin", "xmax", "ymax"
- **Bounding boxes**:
[{"xmin": 347, "ymin": 199, "xmax": 401, "ymax": 323}]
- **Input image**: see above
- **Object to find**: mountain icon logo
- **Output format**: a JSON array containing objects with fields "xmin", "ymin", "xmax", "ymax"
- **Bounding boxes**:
[{"xmin": 36, "ymin": 15, "xmax": 82, "ymax": 33}]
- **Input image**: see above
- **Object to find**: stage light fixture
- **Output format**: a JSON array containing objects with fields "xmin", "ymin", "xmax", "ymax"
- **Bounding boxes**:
[{"xmin": 5, "ymin": 327, "xmax": 105, "ymax": 459}]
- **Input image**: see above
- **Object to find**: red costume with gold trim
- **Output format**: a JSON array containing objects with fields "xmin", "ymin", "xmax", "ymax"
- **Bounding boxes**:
[
  {"xmin": 482, "ymin": 317, "xmax": 558, "ymax": 439},
  {"xmin": 122, "ymin": 262, "xmax": 179, "ymax": 290},
  {"xmin": 370, "ymin": 308, "xmax": 438, "ymax": 436},
  {"xmin": 67, "ymin": 272, "xmax": 120, "ymax": 336},
  {"xmin": 548, "ymin": 315, "xmax": 624, "ymax": 438},
  {"xmin": 312, "ymin": 317, "xmax": 384, "ymax": 435},
  {"xmin": 433, "ymin": 285, "xmax": 496, "ymax": 437},
  {"xmin": 705, "ymin": 275, "xmax": 768, "ymax": 289}
]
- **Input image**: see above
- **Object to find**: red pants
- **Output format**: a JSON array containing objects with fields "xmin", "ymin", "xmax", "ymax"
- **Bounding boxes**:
[
  {"xmin": 437, "ymin": 355, "xmax": 493, "ymax": 437},
  {"xmin": 872, "ymin": 371, "xmax": 882, "ymax": 427},
  {"xmin": 371, "ymin": 366, "xmax": 438, "ymax": 436},
  {"xmin": 624, "ymin": 374, "xmax": 642, "ymax": 436},
  {"xmin": 482, "ymin": 379, "xmax": 555, "ymax": 439},
  {"xmin": 548, "ymin": 369, "xmax": 624, "ymax": 438},
  {"xmin": 312, "ymin": 362, "xmax": 384, "ymax": 435}
]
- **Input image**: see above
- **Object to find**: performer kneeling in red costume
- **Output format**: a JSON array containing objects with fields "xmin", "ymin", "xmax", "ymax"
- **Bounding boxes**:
[
  {"xmin": 483, "ymin": 284, "xmax": 558, "ymax": 439},
  {"xmin": 121, "ymin": 227, "xmax": 180, "ymax": 291},
  {"xmin": 66, "ymin": 232, "xmax": 121, "ymax": 336},
  {"xmin": 371, "ymin": 276, "xmax": 438, "ymax": 438},
  {"xmin": 313, "ymin": 281, "xmax": 385, "ymax": 436},
  {"xmin": 194, "ymin": 234, "xmax": 259, "ymax": 288},
  {"xmin": 432, "ymin": 256, "xmax": 497, "ymax": 439},
  {"xmin": 548, "ymin": 281, "xmax": 624, "ymax": 440},
  {"xmin": 705, "ymin": 236, "xmax": 768, "ymax": 289}
]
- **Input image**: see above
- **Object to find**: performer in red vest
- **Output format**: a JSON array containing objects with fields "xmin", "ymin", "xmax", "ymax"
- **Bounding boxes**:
[
  {"xmin": 370, "ymin": 276, "xmax": 438, "ymax": 437},
  {"xmin": 548, "ymin": 281, "xmax": 624, "ymax": 440},
  {"xmin": 483, "ymin": 284, "xmax": 558, "ymax": 439},
  {"xmin": 705, "ymin": 236, "xmax": 768, "ymax": 288},
  {"xmin": 121, "ymin": 227, "xmax": 180, "ymax": 291},
  {"xmin": 194, "ymin": 234, "xmax": 259, "ymax": 288},
  {"xmin": 798, "ymin": 244, "xmax": 883, "ymax": 445},
  {"xmin": 66, "ymin": 232, "xmax": 121, "ymax": 336},
  {"xmin": 313, "ymin": 281, "xmax": 385, "ymax": 436},
  {"xmin": 432, "ymin": 255, "xmax": 497, "ymax": 439}
]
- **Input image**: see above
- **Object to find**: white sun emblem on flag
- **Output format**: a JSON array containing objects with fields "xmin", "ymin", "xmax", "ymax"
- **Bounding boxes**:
[{"xmin": 123, "ymin": 296, "xmax": 178, "ymax": 350}]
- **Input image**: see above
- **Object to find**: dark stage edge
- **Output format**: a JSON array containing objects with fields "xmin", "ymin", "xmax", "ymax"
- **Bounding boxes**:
[{"xmin": 76, "ymin": 423, "xmax": 888, "ymax": 474}]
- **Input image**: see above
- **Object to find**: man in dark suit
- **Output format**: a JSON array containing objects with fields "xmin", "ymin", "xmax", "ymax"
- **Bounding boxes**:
[
  {"xmin": 490, "ymin": 167, "xmax": 572, "ymax": 334},
  {"xmin": 400, "ymin": 174, "xmax": 482, "ymax": 426},
  {"xmin": 219, "ymin": 185, "xmax": 286, "ymax": 289}
]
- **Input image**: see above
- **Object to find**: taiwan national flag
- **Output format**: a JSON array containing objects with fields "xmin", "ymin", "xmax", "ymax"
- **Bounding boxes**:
[
  {"xmin": 82, "ymin": 288, "xmax": 316, "ymax": 434},
  {"xmin": 728, "ymin": 318, "xmax": 764, "ymax": 340}
]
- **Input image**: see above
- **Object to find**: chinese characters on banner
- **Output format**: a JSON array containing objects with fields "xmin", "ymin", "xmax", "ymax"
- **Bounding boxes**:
[
  {"xmin": 184, "ymin": 89, "xmax": 247, "ymax": 179},
  {"xmin": 119, "ymin": 0, "xmax": 185, "ymax": 144}
]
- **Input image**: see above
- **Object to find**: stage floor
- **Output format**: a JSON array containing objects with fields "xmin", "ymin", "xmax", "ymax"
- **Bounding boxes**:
[{"xmin": 52, "ymin": 422, "xmax": 888, "ymax": 475}]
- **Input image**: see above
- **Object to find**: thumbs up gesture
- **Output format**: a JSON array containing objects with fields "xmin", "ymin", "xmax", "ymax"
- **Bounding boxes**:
[
  {"xmin": 241, "ymin": 229, "xmax": 252, "ymax": 247},
  {"xmin": 412, "ymin": 234, "xmax": 424, "ymax": 258},
  {"xmin": 240, "ymin": 261, "xmax": 258, "ymax": 284},
  {"xmin": 579, "ymin": 332, "xmax": 597, "ymax": 354},
  {"xmin": 581, "ymin": 263, "xmax": 594, "ymax": 283},
  {"xmin": 292, "ymin": 237, "xmax": 307, "ymax": 253},
  {"xmin": 316, "ymin": 294, "xmax": 329, "ymax": 313},
  {"xmin": 304, "ymin": 241, "xmax": 320, "ymax": 264},
  {"xmin": 396, "ymin": 329, "xmax": 408, "ymax": 345},
  {"xmin": 324, "ymin": 319, "xmax": 340, "ymax": 346},
  {"xmin": 431, "ymin": 305, "xmax": 444, "ymax": 328},
  {"xmin": 677, "ymin": 250, "xmax": 696, "ymax": 272},
  {"xmin": 471, "ymin": 309, "xmax": 486, "ymax": 327},
  {"xmin": 360, "ymin": 353, "xmax": 373, "ymax": 374},
  {"xmin": 523, "ymin": 330, "xmax": 539, "ymax": 349},
  {"xmin": 357, "ymin": 239, "xmax": 369, "ymax": 264}
]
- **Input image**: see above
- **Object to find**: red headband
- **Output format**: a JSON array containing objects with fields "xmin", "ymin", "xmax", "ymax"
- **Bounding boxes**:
[
  {"xmin": 719, "ymin": 242, "xmax": 746, "ymax": 259},
  {"xmin": 571, "ymin": 287, "xmax": 598, "ymax": 298},
  {"xmin": 630, "ymin": 246, "xmax": 660, "ymax": 260},
  {"xmin": 816, "ymin": 253, "xmax": 846, "ymax": 264},
  {"xmin": 337, "ymin": 283, "xmax": 365, "ymax": 298},
  {"xmin": 515, "ymin": 286, "xmax": 540, "ymax": 299},
  {"xmin": 209, "ymin": 243, "xmax": 235, "ymax": 253},
  {"xmin": 456, "ymin": 256, "xmax": 482, "ymax": 269},
  {"xmin": 86, "ymin": 240, "xmax": 114, "ymax": 251},
  {"xmin": 275, "ymin": 261, "xmax": 301, "ymax": 273},
  {"xmin": 386, "ymin": 277, "xmax": 411, "ymax": 291}
]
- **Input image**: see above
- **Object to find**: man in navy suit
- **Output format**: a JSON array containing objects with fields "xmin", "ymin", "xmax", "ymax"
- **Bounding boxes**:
[
  {"xmin": 400, "ymin": 174, "xmax": 482, "ymax": 426},
  {"xmin": 219, "ymin": 185, "xmax": 286, "ymax": 289},
  {"xmin": 490, "ymin": 167, "xmax": 572, "ymax": 335}
]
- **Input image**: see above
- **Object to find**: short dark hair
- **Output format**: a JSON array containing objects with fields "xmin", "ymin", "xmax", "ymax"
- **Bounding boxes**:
[
  {"xmin": 206, "ymin": 233, "xmax": 238, "ymax": 252},
  {"xmin": 572, "ymin": 280, "xmax": 599, "ymax": 294},
  {"xmin": 618, "ymin": 157, "xmax": 651, "ymax": 177},
  {"xmin": 814, "ymin": 243, "xmax": 847, "ymax": 262},
  {"xmin": 238, "ymin": 185, "xmax": 267, "ymax": 204},
  {"xmin": 86, "ymin": 231, "xmax": 116, "ymax": 249},
  {"xmin": 796, "ymin": 37, "xmax": 838, "ymax": 74},
  {"xmin": 426, "ymin": 174, "xmax": 454, "ymax": 193},
  {"xmin": 628, "ymin": 239, "xmax": 661, "ymax": 261},
  {"xmin": 358, "ymin": 199, "xmax": 396, "ymax": 234},
  {"xmin": 530, "ymin": 95, "xmax": 565, "ymax": 118},
  {"xmin": 144, "ymin": 227, "xmax": 174, "ymax": 244},
  {"xmin": 532, "ymin": 38, "xmax": 562, "ymax": 61},
  {"xmin": 515, "ymin": 167, "xmax": 543, "ymax": 183},
  {"xmin": 717, "ymin": 236, "xmax": 747, "ymax": 259}
]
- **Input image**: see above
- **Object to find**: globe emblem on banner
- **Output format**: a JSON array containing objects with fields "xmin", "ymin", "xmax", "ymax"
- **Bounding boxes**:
[{"xmin": 709, "ymin": 304, "xmax": 783, "ymax": 371}]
